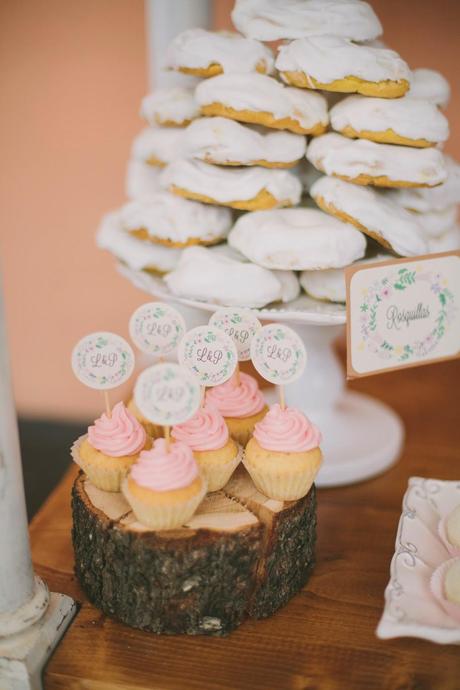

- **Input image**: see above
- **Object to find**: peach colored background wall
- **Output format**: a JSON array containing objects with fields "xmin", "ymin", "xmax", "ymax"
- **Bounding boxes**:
[{"xmin": 1, "ymin": 0, "xmax": 459, "ymax": 421}]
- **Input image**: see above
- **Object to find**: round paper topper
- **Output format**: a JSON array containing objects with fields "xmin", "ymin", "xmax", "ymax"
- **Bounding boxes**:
[
  {"xmin": 209, "ymin": 308, "xmax": 261, "ymax": 362},
  {"xmin": 178, "ymin": 325, "xmax": 237, "ymax": 387},
  {"xmin": 134, "ymin": 362, "xmax": 201, "ymax": 426},
  {"xmin": 71, "ymin": 332, "xmax": 135, "ymax": 390},
  {"xmin": 129, "ymin": 302, "xmax": 186, "ymax": 357},
  {"xmin": 250, "ymin": 324, "xmax": 306, "ymax": 385}
]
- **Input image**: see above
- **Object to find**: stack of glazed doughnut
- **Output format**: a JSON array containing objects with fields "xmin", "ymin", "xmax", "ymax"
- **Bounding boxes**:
[{"xmin": 97, "ymin": 0, "xmax": 460, "ymax": 307}]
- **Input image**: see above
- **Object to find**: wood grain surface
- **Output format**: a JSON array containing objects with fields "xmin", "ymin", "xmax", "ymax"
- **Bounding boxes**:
[{"xmin": 31, "ymin": 356, "xmax": 460, "ymax": 690}]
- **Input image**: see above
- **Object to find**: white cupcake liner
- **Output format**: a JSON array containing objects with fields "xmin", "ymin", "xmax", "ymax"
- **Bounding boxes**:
[
  {"xmin": 242, "ymin": 455, "xmax": 320, "ymax": 501},
  {"xmin": 121, "ymin": 476, "xmax": 207, "ymax": 530},
  {"xmin": 430, "ymin": 557, "xmax": 460, "ymax": 624},
  {"xmin": 71, "ymin": 434, "xmax": 136, "ymax": 492},
  {"xmin": 197, "ymin": 444, "xmax": 243, "ymax": 492}
]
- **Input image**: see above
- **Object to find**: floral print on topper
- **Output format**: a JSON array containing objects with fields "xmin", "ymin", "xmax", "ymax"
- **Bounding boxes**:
[
  {"xmin": 178, "ymin": 325, "xmax": 238, "ymax": 387},
  {"xmin": 134, "ymin": 362, "xmax": 201, "ymax": 427},
  {"xmin": 71, "ymin": 332, "xmax": 135, "ymax": 390},
  {"xmin": 129, "ymin": 301, "xmax": 186, "ymax": 357},
  {"xmin": 250, "ymin": 324, "xmax": 307, "ymax": 385},
  {"xmin": 209, "ymin": 307, "xmax": 261, "ymax": 362}
]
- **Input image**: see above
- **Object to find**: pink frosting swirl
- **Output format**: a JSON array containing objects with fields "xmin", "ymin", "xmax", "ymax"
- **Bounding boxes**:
[
  {"xmin": 171, "ymin": 403, "xmax": 229, "ymax": 451},
  {"xmin": 130, "ymin": 438, "xmax": 199, "ymax": 491},
  {"xmin": 205, "ymin": 372, "xmax": 265, "ymax": 418},
  {"xmin": 88, "ymin": 401, "xmax": 146, "ymax": 457},
  {"xmin": 254, "ymin": 404, "xmax": 322, "ymax": 452}
]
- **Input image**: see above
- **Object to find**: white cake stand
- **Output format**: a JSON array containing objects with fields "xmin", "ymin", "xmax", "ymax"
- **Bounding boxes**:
[{"xmin": 119, "ymin": 264, "xmax": 404, "ymax": 487}]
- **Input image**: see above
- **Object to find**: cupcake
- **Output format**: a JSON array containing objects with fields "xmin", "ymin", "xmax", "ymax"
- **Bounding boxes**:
[
  {"xmin": 172, "ymin": 402, "xmax": 242, "ymax": 491},
  {"xmin": 122, "ymin": 439, "xmax": 206, "ymax": 530},
  {"xmin": 430, "ymin": 557, "xmax": 460, "ymax": 624},
  {"xmin": 74, "ymin": 402, "xmax": 151, "ymax": 492},
  {"xmin": 205, "ymin": 371, "xmax": 268, "ymax": 446},
  {"xmin": 243, "ymin": 404, "xmax": 322, "ymax": 501},
  {"xmin": 127, "ymin": 397, "xmax": 163, "ymax": 439}
]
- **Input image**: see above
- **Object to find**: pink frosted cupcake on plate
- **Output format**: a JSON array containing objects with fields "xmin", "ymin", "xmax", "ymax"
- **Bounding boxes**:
[
  {"xmin": 72, "ymin": 401, "xmax": 151, "ymax": 492},
  {"xmin": 122, "ymin": 438, "xmax": 206, "ymax": 530},
  {"xmin": 243, "ymin": 404, "xmax": 322, "ymax": 501},
  {"xmin": 172, "ymin": 402, "xmax": 242, "ymax": 491},
  {"xmin": 205, "ymin": 371, "xmax": 268, "ymax": 446}
]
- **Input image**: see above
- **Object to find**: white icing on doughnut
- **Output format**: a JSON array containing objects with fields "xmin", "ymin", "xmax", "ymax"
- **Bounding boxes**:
[
  {"xmin": 161, "ymin": 159, "xmax": 302, "ymax": 206},
  {"xmin": 330, "ymin": 95, "xmax": 449, "ymax": 144},
  {"xmin": 410, "ymin": 206, "xmax": 458, "ymax": 239},
  {"xmin": 427, "ymin": 226, "xmax": 460, "ymax": 253},
  {"xmin": 228, "ymin": 207, "xmax": 366, "ymax": 270},
  {"xmin": 140, "ymin": 88, "xmax": 199, "ymax": 126},
  {"xmin": 232, "ymin": 0, "xmax": 382, "ymax": 42},
  {"xmin": 386, "ymin": 156, "xmax": 460, "ymax": 212},
  {"xmin": 310, "ymin": 176, "xmax": 428, "ymax": 256},
  {"xmin": 97, "ymin": 211, "xmax": 182, "ymax": 272},
  {"xmin": 273, "ymin": 269, "xmax": 300, "ymax": 302},
  {"xmin": 166, "ymin": 29, "xmax": 274, "ymax": 75},
  {"xmin": 183, "ymin": 117, "xmax": 306, "ymax": 166},
  {"xmin": 125, "ymin": 159, "xmax": 162, "ymax": 200},
  {"xmin": 306, "ymin": 133, "xmax": 447, "ymax": 187},
  {"xmin": 131, "ymin": 127, "xmax": 185, "ymax": 165},
  {"xmin": 119, "ymin": 192, "xmax": 232, "ymax": 245},
  {"xmin": 195, "ymin": 73, "xmax": 329, "ymax": 132},
  {"xmin": 164, "ymin": 246, "xmax": 297, "ymax": 308},
  {"xmin": 408, "ymin": 68, "xmax": 451, "ymax": 108},
  {"xmin": 300, "ymin": 253, "xmax": 389, "ymax": 303},
  {"xmin": 276, "ymin": 36, "xmax": 410, "ymax": 85}
]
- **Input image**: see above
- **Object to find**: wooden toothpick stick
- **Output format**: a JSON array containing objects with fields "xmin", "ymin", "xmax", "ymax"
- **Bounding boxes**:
[
  {"xmin": 235, "ymin": 362, "xmax": 241, "ymax": 386},
  {"xmin": 164, "ymin": 426, "xmax": 171, "ymax": 451},
  {"xmin": 279, "ymin": 385, "xmax": 286, "ymax": 410},
  {"xmin": 103, "ymin": 391, "xmax": 111, "ymax": 417}
]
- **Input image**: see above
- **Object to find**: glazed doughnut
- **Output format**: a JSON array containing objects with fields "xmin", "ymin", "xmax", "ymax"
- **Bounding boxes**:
[
  {"xmin": 118, "ymin": 192, "xmax": 232, "ymax": 248},
  {"xmin": 131, "ymin": 127, "xmax": 185, "ymax": 167},
  {"xmin": 232, "ymin": 0, "xmax": 382, "ymax": 42},
  {"xmin": 140, "ymin": 88, "xmax": 199, "ymax": 127},
  {"xmin": 228, "ymin": 207, "xmax": 366, "ymax": 270},
  {"xmin": 427, "ymin": 226, "xmax": 460, "ymax": 254},
  {"xmin": 408, "ymin": 68, "xmax": 451, "ymax": 109},
  {"xmin": 276, "ymin": 36, "xmax": 410, "ymax": 98},
  {"xmin": 386, "ymin": 156, "xmax": 460, "ymax": 212},
  {"xmin": 195, "ymin": 73, "xmax": 328, "ymax": 136},
  {"xmin": 306, "ymin": 133, "xmax": 447, "ymax": 188},
  {"xmin": 161, "ymin": 159, "xmax": 301, "ymax": 211},
  {"xmin": 300, "ymin": 253, "xmax": 390, "ymax": 303},
  {"xmin": 125, "ymin": 159, "xmax": 162, "ymax": 200},
  {"xmin": 165, "ymin": 28, "xmax": 274, "ymax": 77},
  {"xmin": 164, "ymin": 246, "xmax": 299, "ymax": 308},
  {"xmin": 408, "ymin": 206, "xmax": 457, "ymax": 239},
  {"xmin": 97, "ymin": 212, "xmax": 182, "ymax": 274},
  {"xmin": 310, "ymin": 176, "xmax": 428, "ymax": 256},
  {"xmin": 183, "ymin": 116, "xmax": 306, "ymax": 168},
  {"xmin": 330, "ymin": 95, "xmax": 449, "ymax": 148}
]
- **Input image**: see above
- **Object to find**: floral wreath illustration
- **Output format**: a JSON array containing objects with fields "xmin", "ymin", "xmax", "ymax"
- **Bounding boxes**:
[{"xmin": 359, "ymin": 267, "xmax": 456, "ymax": 362}]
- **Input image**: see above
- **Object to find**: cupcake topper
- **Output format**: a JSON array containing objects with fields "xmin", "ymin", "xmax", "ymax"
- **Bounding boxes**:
[
  {"xmin": 71, "ymin": 332, "xmax": 135, "ymax": 417},
  {"xmin": 209, "ymin": 307, "xmax": 261, "ymax": 385},
  {"xmin": 250, "ymin": 324, "xmax": 307, "ymax": 410},
  {"xmin": 178, "ymin": 325, "xmax": 238, "ymax": 403},
  {"xmin": 134, "ymin": 362, "xmax": 201, "ymax": 449},
  {"xmin": 129, "ymin": 301, "xmax": 186, "ymax": 360}
]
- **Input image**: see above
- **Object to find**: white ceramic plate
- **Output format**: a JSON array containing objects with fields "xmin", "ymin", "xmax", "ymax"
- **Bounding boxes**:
[{"xmin": 377, "ymin": 476, "xmax": 460, "ymax": 644}]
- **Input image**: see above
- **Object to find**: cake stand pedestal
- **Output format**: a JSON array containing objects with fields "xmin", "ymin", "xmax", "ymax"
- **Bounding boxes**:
[{"xmin": 119, "ymin": 265, "xmax": 404, "ymax": 487}]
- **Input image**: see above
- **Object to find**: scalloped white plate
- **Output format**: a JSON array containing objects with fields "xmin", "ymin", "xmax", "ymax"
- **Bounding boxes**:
[
  {"xmin": 117, "ymin": 263, "xmax": 347, "ymax": 326},
  {"xmin": 377, "ymin": 476, "xmax": 460, "ymax": 644}
]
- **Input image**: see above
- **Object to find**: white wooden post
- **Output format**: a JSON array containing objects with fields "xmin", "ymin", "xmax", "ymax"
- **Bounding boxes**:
[{"xmin": 0, "ymin": 276, "xmax": 76, "ymax": 687}]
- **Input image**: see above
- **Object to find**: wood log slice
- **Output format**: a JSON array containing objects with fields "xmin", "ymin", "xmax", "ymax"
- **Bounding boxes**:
[{"xmin": 72, "ymin": 467, "xmax": 317, "ymax": 636}]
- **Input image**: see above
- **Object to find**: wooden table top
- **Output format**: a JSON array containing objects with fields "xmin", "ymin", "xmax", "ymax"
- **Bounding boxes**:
[{"xmin": 31, "ymin": 356, "xmax": 460, "ymax": 690}]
